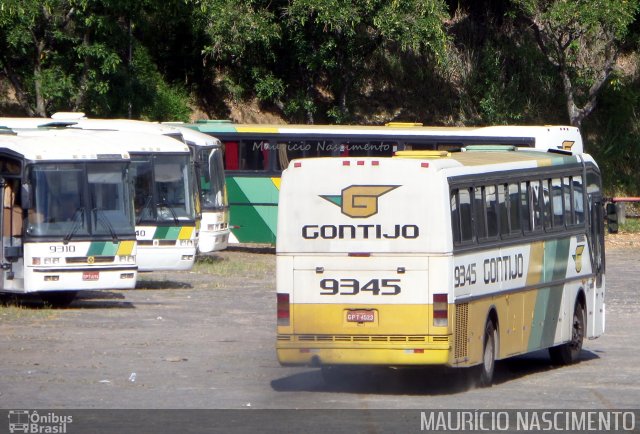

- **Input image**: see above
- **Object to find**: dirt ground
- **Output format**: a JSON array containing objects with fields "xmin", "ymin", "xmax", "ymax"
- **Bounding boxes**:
[{"xmin": 0, "ymin": 236, "xmax": 639, "ymax": 414}]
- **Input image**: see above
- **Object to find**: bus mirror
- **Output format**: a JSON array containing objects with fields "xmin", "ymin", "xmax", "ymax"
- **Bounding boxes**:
[
  {"xmin": 4, "ymin": 245, "xmax": 22, "ymax": 262},
  {"xmin": 606, "ymin": 202, "xmax": 618, "ymax": 234},
  {"xmin": 20, "ymin": 184, "xmax": 30, "ymax": 209}
]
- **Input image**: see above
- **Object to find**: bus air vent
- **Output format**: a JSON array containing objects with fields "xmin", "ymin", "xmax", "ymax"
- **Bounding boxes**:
[{"xmin": 454, "ymin": 303, "xmax": 469, "ymax": 359}]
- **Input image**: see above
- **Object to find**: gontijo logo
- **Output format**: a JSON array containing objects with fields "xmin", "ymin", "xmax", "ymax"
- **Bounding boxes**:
[{"xmin": 320, "ymin": 185, "xmax": 399, "ymax": 218}]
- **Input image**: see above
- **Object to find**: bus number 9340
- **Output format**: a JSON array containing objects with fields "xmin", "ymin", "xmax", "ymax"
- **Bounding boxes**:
[{"xmin": 320, "ymin": 278, "xmax": 401, "ymax": 296}]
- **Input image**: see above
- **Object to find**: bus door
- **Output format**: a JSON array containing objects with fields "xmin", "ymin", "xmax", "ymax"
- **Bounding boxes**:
[{"xmin": 1, "ymin": 177, "xmax": 23, "ymax": 288}]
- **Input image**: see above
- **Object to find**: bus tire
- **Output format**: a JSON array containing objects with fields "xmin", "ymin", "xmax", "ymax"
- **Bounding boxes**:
[
  {"xmin": 474, "ymin": 320, "xmax": 497, "ymax": 387},
  {"xmin": 549, "ymin": 301, "xmax": 585, "ymax": 365},
  {"xmin": 39, "ymin": 291, "xmax": 77, "ymax": 308}
]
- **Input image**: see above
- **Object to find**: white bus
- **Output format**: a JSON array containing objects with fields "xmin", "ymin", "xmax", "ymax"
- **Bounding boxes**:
[
  {"xmin": 3, "ymin": 127, "xmax": 199, "ymax": 272},
  {"xmin": 276, "ymin": 146, "xmax": 605, "ymax": 385},
  {"xmin": 164, "ymin": 125, "xmax": 229, "ymax": 252},
  {"xmin": 0, "ymin": 132, "xmax": 138, "ymax": 306}
]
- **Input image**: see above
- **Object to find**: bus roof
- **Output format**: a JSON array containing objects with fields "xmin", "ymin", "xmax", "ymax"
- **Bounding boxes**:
[
  {"xmin": 189, "ymin": 122, "xmax": 582, "ymax": 153},
  {"xmin": 0, "ymin": 133, "xmax": 132, "ymax": 162},
  {"xmin": 290, "ymin": 147, "xmax": 592, "ymax": 173},
  {"xmin": 0, "ymin": 114, "xmax": 185, "ymax": 142},
  {"xmin": 1, "ymin": 129, "xmax": 190, "ymax": 159}
]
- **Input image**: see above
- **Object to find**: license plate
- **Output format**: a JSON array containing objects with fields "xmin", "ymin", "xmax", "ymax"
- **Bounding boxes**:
[
  {"xmin": 346, "ymin": 310, "xmax": 375, "ymax": 323},
  {"xmin": 83, "ymin": 271, "xmax": 99, "ymax": 281}
]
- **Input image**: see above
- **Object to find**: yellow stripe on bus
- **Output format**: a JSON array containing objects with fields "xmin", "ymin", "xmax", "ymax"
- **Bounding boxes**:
[
  {"xmin": 178, "ymin": 226, "xmax": 194, "ymax": 240},
  {"xmin": 116, "ymin": 240, "xmax": 135, "ymax": 256}
]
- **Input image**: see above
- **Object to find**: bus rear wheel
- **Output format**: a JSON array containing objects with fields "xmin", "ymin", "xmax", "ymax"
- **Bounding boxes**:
[
  {"xmin": 39, "ymin": 291, "xmax": 77, "ymax": 308},
  {"xmin": 549, "ymin": 302, "xmax": 585, "ymax": 365},
  {"xmin": 467, "ymin": 320, "xmax": 497, "ymax": 388},
  {"xmin": 478, "ymin": 320, "xmax": 497, "ymax": 387}
]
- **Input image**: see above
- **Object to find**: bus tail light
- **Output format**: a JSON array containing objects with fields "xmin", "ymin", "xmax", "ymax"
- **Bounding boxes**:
[
  {"xmin": 433, "ymin": 293, "xmax": 448, "ymax": 327},
  {"xmin": 277, "ymin": 293, "xmax": 290, "ymax": 326}
]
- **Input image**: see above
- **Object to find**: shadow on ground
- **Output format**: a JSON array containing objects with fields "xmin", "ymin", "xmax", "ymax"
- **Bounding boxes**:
[{"xmin": 271, "ymin": 350, "xmax": 600, "ymax": 396}]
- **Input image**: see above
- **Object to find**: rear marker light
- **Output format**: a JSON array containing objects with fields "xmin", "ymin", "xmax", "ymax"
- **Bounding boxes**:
[
  {"xmin": 343, "ymin": 161, "xmax": 350, "ymax": 166},
  {"xmin": 433, "ymin": 293, "xmax": 448, "ymax": 327},
  {"xmin": 348, "ymin": 252, "xmax": 371, "ymax": 257},
  {"xmin": 294, "ymin": 162, "xmax": 302, "ymax": 168},
  {"xmin": 277, "ymin": 293, "xmax": 290, "ymax": 326},
  {"xmin": 421, "ymin": 162, "xmax": 429, "ymax": 168},
  {"xmin": 357, "ymin": 160, "xmax": 365, "ymax": 166},
  {"xmin": 372, "ymin": 161, "xmax": 379, "ymax": 166}
]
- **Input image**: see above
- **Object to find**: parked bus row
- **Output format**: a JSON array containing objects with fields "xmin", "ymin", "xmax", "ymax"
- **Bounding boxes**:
[
  {"xmin": 0, "ymin": 114, "xmax": 230, "ymax": 254},
  {"xmin": 0, "ymin": 117, "xmax": 230, "ymax": 305}
]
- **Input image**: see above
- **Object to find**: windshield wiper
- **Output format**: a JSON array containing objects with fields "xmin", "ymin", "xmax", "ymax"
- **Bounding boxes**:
[
  {"xmin": 136, "ymin": 195, "xmax": 154, "ymax": 224},
  {"xmin": 63, "ymin": 207, "xmax": 85, "ymax": 244},
  {"xmin": 93, "ymin": 208, "xmax": 118, "ymax": 242},
  {"xmin": 157, "ymin": 199, "xmax": 180, "ymax": 225}
]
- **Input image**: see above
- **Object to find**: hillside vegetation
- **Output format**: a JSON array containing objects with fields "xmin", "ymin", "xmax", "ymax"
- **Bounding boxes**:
[{"xmin": 1, "ymin": 0, "xmax": 639, "ymax": 193}]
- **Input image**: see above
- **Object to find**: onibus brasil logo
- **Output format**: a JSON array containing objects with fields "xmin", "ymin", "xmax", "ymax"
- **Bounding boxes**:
[
  {"xmin": 8, "ymin": 410, "xmax": 72, "ymax": 433},
  {"xmin": 320, "ymin": 185, "xmax": 399, "ymax": 218}
]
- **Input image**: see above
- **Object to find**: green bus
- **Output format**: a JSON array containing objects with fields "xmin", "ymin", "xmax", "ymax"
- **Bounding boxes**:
[{"xmin": 182, "ymin": 121, "xmax": 584, "ymax": 244}]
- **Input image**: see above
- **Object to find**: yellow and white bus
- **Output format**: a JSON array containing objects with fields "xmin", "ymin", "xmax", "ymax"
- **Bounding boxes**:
[
  {"xmin": 0, "ymin": 132, "xmax": 138, "ymax": 306},
  {"xmin": 276, "ymin": 145, "xmax": 605, "ymax": 385}
]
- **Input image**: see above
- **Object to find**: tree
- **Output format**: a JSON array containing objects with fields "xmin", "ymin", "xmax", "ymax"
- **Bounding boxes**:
[
  {"xmin": 513, "ymin": 0, "xmax": 639, "ymax": 129},
  {"xmin": 197, "ymin": 0, "xmax": 450, "ymax": 123},
  {"xmin": 0, "ymin": 0, "xmax": 190, "ymax": 120}
]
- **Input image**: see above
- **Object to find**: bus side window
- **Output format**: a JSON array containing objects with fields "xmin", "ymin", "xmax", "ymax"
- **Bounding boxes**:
[
  {"xmin": 573, "ymin": 177, "xmax": 585, "ymax": 224},
  {"xmin": 474, "ymin": 186, "xmax": 486, "ymax": 240},
  {"xmin": 563, "ymin": 176, "xmax": 573, "ymax": 225},
  {"xmin": 542, "ymin": 179, "xmax": 552, "ymax": 230},
  {"xmin": 224, "ymin": 141, "xmax": 239, "ymax": 170},
  {"xmin": 519, "ymin": 181, "xmax": 531, "ymax": 232},
  {"xmin": 459, "ymin": 188, "xmax": 473, "ymax": 243},
  {"xmin": 551, "ymin": 177, "xmax": 564, "ymax": 228},
  {"xmin": 498, "ymin": 184, "xmax": 509, "ymax": 236},
  {"xmin": 485, "ymin": 185, "xmax": 498, "ymax": 238},
  {"xmin": 509, "ymin": 183, "xmax": 521, "ymax": 234},
  {"xmin": 450, "ymin": 190, "xmax": 460, "ymax": 244}
]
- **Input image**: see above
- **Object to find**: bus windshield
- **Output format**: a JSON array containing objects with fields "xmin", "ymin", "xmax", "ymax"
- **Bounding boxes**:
[
  {"xmin": 132, "ymin": 154, "xmax": 195, "ymax": 224},
  {"xmin": 26, "ymin": 162, "xmax": 134, "ymax": 238}
]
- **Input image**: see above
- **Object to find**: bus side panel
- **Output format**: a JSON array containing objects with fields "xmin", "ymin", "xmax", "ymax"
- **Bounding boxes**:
[
  {"xmin": 454, "ymin": 236, "xmax": 594, "ymax": 366},
  {"xmin": 226, "ymin": 175, "xmax": 279, "ymax": 244}
]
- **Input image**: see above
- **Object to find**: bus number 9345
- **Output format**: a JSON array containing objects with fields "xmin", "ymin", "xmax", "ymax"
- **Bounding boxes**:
[
  {"xmin": 320, "ymin": 278, "xmax": 401, "ymax": 295},
  {"xmin": 454, "ymin": 263, "xmax": 477, "ymax": 288}
]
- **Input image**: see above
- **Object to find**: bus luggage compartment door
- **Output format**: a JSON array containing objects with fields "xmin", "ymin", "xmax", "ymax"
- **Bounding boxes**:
[{"xmin": 291, "ymin": 256, "xmax": 430, "ymax": 336}]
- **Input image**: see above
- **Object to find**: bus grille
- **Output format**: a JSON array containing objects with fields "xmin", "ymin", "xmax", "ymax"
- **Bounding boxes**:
[
  {"xmin": 455, "ymin": 303, "xmax": 469, "ymax": 359},
  {"xmin": 286, "ymin": 335, "xmax": 449, "ymax": 344},
  {"xmin": 66, "ymin": 256, "xmax": 114, "ymax": 264}
]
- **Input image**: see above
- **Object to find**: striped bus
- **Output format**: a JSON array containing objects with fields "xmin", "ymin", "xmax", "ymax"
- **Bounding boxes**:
[
  {"xmin": 0, "ymin": 132, "xmax": 138, "ymax": 306},
  {"xmin": 275, "ymin": 145, "xmax": 605, "ymax": 386},
  {"xmin": 184, "ymin": 121, "xmax": 584, "ymax": 245}
]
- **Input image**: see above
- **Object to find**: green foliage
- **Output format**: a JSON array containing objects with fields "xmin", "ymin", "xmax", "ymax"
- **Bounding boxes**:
[{"xmin": 584, "ymin": 69, "xmax": 640, "ymax": 194}]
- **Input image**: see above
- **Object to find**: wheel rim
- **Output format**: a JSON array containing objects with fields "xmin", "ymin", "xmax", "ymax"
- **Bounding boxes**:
[
  {"xmin": 570, "ymin": 308, "xmax": 584, "ymax": 352},
  {"xmin": 483, "ymin": 331, "xmax": 494, "ymax": 374}
]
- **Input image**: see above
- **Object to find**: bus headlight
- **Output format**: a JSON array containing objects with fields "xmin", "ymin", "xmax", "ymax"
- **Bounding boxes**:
[
  {"xmin": 179, "ymin": 239, "xmax": 195, "ymax": 247},
  {"xmin": 118, "ymin": 255, "xmax": 136, "ymax": 263},
  {"xmin": 43, "ymin": 257, "xmax": 61, "ymax": 265}
]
